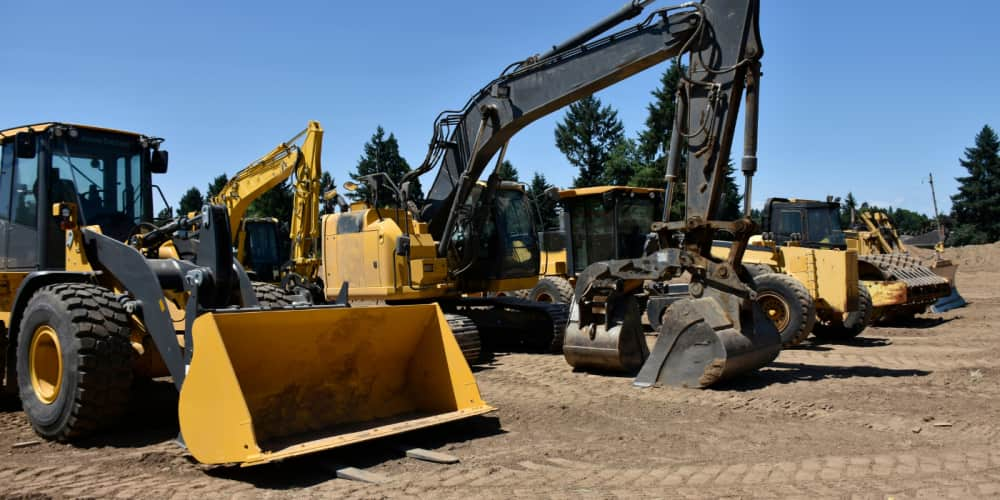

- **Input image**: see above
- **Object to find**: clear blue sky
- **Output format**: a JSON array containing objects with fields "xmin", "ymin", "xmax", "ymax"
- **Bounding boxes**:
[{"xmin": 3, "ymin": 0, "xmax": 998, "ymax": 216}]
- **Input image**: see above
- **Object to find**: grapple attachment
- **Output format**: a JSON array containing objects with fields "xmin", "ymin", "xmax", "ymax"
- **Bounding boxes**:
[
  {"xmin": 177, "ymin": 303, "xmax": 494, "ymax": 466},
  {"xmin": 563, "ymin": 296, "xmax": 649, "ymax": 373},
  {"xmin": 634, "ymin": 297, "xmax": 780, "ymax": 388}
]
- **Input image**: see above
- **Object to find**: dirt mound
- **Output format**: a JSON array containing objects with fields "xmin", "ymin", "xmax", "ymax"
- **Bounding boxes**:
[{"xmin": 909, "ymin": 241, "xmax": 1000, "ymax": 271}]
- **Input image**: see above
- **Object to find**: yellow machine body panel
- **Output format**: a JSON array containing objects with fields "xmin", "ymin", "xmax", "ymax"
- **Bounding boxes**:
[
  {"xmin": 715, "ymin": 243, "xmax": 859, "ymax": 314},
  {"xmin": 178, "ymin": 303, "xmax": 493, "ymax": 466},
  {"xmin": 321, "ymin": 208, "xmax": 449, "ymax": 300},
  {"xmin": 866, "ymin": 280, "xmax": 909, "ymax": 308}
]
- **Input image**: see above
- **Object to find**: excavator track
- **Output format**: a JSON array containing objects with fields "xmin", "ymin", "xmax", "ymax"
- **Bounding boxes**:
[
  {"xmin": 444, "ymin": 313, "xmax": 483, "ymax": 364},
  {"xmin": 860, "ymin": 253, "xmax": 951, "ymax": 307},
  {"xmin": 446, "ymin": 297, "xmax": 570, "ymax": 354}
]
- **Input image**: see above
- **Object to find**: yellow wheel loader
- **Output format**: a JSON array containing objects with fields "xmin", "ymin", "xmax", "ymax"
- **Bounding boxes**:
[
  {"xmin": 710, "ymin": 237, "xmax": 870, "ymax": 346},
  {"xmin": 761, "ymin": 198, "xmax": 952, "ymax": 327},
  {"xmin": 530, "ymin": 186, "xmax": 667, "ymax": 304},
  {"xmin": 0, "ymin": 123, "xmax": 492, "ymax": 466}
]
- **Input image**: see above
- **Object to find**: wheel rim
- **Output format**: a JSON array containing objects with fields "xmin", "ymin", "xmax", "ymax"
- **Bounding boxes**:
[
  {"xmin": 757, "ymin": 292, "xmax": 791, "ymax": 332},
  {"xmin": 29, "ymin": 325, "xmax": 63, "ymax": 405},
  {"xmin": 535, "ymin": 292, "xmax": 554, "ymax": 303}
]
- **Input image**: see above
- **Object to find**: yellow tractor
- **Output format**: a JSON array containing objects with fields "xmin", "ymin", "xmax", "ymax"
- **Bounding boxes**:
[
  {"xmin": 529, "ymin": 186, "xmax": 666, "ymax": 304},
  {"xmin": 0, "ymin": 122, "xmax": 492, "ymax": 466},
  {"xmin": 760, "ymin": 198, "xmax": 952, "ymax": 325},
  {"xmin": 712, "ymin": 235, "xmax": 868, "ymax": 346}
]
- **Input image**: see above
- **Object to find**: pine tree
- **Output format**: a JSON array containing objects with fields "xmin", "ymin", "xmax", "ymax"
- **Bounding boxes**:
[
  {"xmin": 319, "ymin": 171, "xmax": 339, "ymax": 214},
  {"xmin": 630, "ymin": 62, "xmax": 688, "ymax": 219},
  {"xmin": 178, "ymin": 187, "xmax": 203, "ymax": 215},
  {"xmin": 528, "ymin": 172, "xmax": 559, "ymax": 230},
  {"xmin": 496, "ymin": 160, "xmax": 520, "ymax": 182},
  {"xmin": 603, "ymin": 139, "xmax": 641, "ymax": 186},
  {"xmin": 714, "ymin": 160, "xmax": 743, "ymax": 221},
  {"xmin": 950, "ymin": 124, "xmax": 1000, "ymax": 245},
  {"xmin": 841, "ymin": 192, "xmax": 858, "ymax": 227},
  {"xmin": 638, "ymin": 62, "xmax": 686, "ymax": 162},
  {"xmin": 349, "ymin": 126, "xmax": 422, "ymax": 206},
  {"xmin": 205, "ymin": 174, "xmax": 229, "ymax": 202},
  {"xmin": 247, "ymin": 181, "xmax": 293, "ymax": 223},
  {"xmin": 554, "ymin": 96, "xmax": 625, "ymax": 188}
]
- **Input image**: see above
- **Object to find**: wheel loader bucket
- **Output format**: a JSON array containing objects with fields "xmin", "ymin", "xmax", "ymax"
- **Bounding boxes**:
[{"xmin": 177, "ymin": 304, "xmax": 494, "ymax": 466}]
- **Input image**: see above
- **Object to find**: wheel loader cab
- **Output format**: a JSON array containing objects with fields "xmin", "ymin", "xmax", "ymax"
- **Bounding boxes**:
[
  {"xmin": 0, "ymin": 123, "xmax": 162, "ymax": 269},
  {"xmin": 762, "ymin": 198, "xmax": 846, "ymax": 248},
  {"xmin": 554, "ymin": 187, "xmax": 663, "ymax": 275}
]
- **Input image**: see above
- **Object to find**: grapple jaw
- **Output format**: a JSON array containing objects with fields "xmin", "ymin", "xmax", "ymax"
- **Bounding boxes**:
[{"xmin": 563, "ymin": 249, "xmax": 781, "ymax": 389}]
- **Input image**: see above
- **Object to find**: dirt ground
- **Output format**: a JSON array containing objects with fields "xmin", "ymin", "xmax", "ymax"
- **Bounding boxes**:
[{"xmin": 2, "ymin": 244, "xmax": 998, "ymax": 499}]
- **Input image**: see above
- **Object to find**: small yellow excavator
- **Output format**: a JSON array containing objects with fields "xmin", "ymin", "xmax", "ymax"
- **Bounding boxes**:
[
  {"xmin": 210, "ymin": 121, "xmax": 327, "ymax": 294},
  {"xmin": 0, "ymin": 122, "xmax": 492, "ymax": 467}
]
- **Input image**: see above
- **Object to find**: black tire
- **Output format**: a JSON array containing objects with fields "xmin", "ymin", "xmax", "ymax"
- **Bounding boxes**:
[
  {"xmin": 743, "ymin": 263, "xmax": 774, "ymax": 278},
  {"xmin": 252, "ymin": 282, "xmax": 292, "ymax": 308},
  {"xmin": 16, "ymin": 283, "xmax": 133, "ymax": 441},
  {"xmin": 528, "ymin": 276, "xmax": 575, "ymax": 304},
  {"xmin": 813, "ymin": 283, "xmax": 874, "ymax": 341},
  {"xmin": 753, "ymin": 273, "xmax": 816, "ymax": 347}
]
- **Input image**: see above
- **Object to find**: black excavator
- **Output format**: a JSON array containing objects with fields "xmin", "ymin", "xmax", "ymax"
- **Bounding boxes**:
[
  {"xmin": 548, "ymin": 0, "xmax": 783, "ymax": 388},
  {"xmin": 337, "ymin": 0, "xmax": 776, "ymax": 385}
]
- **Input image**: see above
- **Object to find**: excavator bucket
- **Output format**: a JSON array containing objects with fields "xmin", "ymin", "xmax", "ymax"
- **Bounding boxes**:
[{"xmin": 177, "ymin": 303, "xmax": 494, "ymax": 466}]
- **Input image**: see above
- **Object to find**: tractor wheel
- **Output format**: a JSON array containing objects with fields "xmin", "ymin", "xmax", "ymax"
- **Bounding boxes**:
[
  {"xmin": 754, "ymin": 273, "xmax": 816, "ymax": 347},
  {"xmin": 528, "ymin": 276, "xmax": 575, "ymax": 304},
  {"xmin": 16, "ymin": 283, "xmax": 132, "ymax": 441},
  {"xmin": 252, "ymin": 282, "xmax": 292, "ymax": 308},
  {"xmin": 743, "ymin": 263, "xmax": 774, "ymax": 278},
  {"xmin": 813, "ymin": 283, "xmax": 874, "ymax": 342}
]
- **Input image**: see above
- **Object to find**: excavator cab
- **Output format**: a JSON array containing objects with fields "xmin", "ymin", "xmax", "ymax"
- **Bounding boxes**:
[{"xmin": 456, "ymin": 182, "xmax": 540, "ymax": 288}]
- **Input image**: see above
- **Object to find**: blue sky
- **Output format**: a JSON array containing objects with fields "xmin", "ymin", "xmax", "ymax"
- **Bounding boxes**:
[{"xmin": 3, "ymin": 0, "xmax": 998, "ymax": 216}]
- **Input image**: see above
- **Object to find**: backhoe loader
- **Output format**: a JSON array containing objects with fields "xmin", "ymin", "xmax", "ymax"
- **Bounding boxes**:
[{"xmin": 0, "ymin": 122, "xmax": 492, "ymax": 466}]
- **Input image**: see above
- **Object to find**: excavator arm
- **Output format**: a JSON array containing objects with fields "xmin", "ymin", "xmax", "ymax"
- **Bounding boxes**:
[
  {"xmin": 405, "ymin": 0, "xmax": 761, "ymax": 268},
  {"xmin": 214, "ymin": 121, "xmax": 323, "ymax": 278}
]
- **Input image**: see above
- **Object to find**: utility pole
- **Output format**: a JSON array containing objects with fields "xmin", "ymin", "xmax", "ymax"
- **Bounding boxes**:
[{"xmin": 928, "ymin": 173, "xmax": 945, "ymax": 255}]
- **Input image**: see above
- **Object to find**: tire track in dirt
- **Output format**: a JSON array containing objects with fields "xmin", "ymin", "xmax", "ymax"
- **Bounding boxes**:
[{"xmin": 478, "ymin": 354, "xmax": 1000, "ymax": 443}]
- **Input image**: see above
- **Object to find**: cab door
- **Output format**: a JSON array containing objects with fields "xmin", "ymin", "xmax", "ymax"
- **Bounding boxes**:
[
  {"xmin": 0, "ymin": 141, "xmax": 11, "ymax": 269},
  {"xmin": 5, "ymin": 135, "xmax": 39, "ymax": 270}
]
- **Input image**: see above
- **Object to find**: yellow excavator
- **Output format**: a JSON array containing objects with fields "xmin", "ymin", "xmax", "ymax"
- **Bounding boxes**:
[
  {"xmin": 0, "ymin": 122, "xmax": 492, "ymax": 467},
  {"xmin": 210, "ymin": 121, "xmax": 328, "ymax": 296}
]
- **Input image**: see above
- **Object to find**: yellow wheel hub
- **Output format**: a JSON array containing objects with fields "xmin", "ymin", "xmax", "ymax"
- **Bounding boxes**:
[
  {"xmin": 758, "ymin": 293, "xmax": 791, "ymax": 332},
  {"xmin": 29, "ymin": 325, "xmax": 63, "ymax": 405}
]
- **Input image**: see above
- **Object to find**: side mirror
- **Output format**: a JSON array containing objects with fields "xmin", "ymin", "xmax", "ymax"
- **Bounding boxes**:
[
  {"xmin": 15, "ymin": 132, "xmax": 36, "ymax": 159},
  {"xmin": 150, "ymin": 150, "xmax": 169, "ymax": 174},
  {"xmin": 343, "ymin": 181, "xmax": 359, "ymax": 192},
  {"xmin": 543, "ymin": 186, "xmax": 561, "ymax": 202}
]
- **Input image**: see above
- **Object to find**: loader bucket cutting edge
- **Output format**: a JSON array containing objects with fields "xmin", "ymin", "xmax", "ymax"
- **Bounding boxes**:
[{"xmin": 177, "ymin": 304, "xmax": 494, "ymax": 466}]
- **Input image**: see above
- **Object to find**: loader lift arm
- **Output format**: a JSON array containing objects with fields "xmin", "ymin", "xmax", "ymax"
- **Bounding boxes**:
[{"xmin": 212, "ymin": 121, "xmax": 324, "ymax": 281}]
